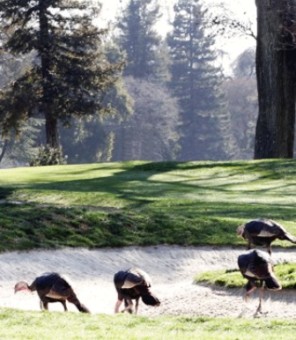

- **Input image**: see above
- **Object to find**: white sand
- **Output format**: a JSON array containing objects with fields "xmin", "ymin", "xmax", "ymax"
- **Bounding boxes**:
[{"xmin": 1, "ymin": 245, "xmax": 296, "ymax": 318}]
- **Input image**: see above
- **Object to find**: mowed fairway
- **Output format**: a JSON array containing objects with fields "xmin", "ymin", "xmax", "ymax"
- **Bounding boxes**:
[{"xmin": 1, "ymin": 159, "xmax": 296, "ymax": 339}]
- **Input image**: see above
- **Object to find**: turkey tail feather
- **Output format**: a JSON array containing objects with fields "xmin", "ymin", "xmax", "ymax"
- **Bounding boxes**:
[
  {"xmin": 76, "ymin": 303, "xmax": 90, "ymax": 313},
  {"xmin": 265, "ymin": 276, "xmax": 282, "ymax": 290},
  {"xmin": 284, "ymin": 233, "xmax": 296, "ymax": 243},
  {"xmin": 141, "ymin": 293, "xmax": 160, "ymax": 306},
  {"xmin": 67, "ymin": 293, "xmax": 90, "ymax": 313}
]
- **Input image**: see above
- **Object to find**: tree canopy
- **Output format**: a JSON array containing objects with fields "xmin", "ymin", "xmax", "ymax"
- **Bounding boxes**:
[
  {"xmin": 167, "ymin": 0, "xmax": 235, "ymax": 160},
  {"xmin": 0, "ymin": 0, "xmax": 123, "ymax": 162}
]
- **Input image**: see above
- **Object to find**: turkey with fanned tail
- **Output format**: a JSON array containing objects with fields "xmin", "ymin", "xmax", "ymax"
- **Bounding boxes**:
[
  {"xmin": 14, "ymin": 272, "xmax": 90, "ymax": 313},
  {"xmin": 237, "ymin": 218, "xmax": 296, "ymax": 254},
  {"xmin": 114, "ymin": 267, "xmax": 160, "ymax": 314}
]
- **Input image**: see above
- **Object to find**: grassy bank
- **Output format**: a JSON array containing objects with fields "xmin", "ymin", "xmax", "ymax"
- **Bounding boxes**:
[
  {"xmin": 1, "ymin": 308, "xmax": 296, "ymax": 340},
  {"xmin": 195, "ymin": 262, "xmax": 296, "ymax": 289},
  {"xmin": 0, "ymin": 159, "xmax": 296, "ymax": 251}
]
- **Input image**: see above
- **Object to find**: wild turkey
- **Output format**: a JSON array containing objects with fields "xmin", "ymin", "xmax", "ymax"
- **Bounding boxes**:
[
  {"xmin": 14, "ymin": 272, "xmax": 90, "ymax": 313},
  {"xmin": 237, "ymin": 218, "xmax": 296, "ymax": 254},
  {"xmin": 114, "ymin": 267, "xmax": 160, "ymax": 314},
  {"xmin": 238, "ymin": 249, "xmax": 282, "ymax": 314}
]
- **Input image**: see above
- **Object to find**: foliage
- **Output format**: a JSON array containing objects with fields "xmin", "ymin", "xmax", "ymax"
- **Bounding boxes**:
[
  {"xmin": 30, "ymin": 145, "xmax": 67, "ymax": 166},
  {"xmin": 0, "ymin": 159, "xmax": 296, "ymax": 251},
  {"xmin": 167, "ymin": 0, "xmax": 236, "ymax": 161},
  {"xmin": 223, "ymin": 49, "xmax": 258, "ymax": 159},
  {"xmin": 232, "ymin": 48, "xmax": 256, "ymax": 78},
  {"xmin": 0, "ymin": 118, "xmax": 43, "ymax": 166},
  {"xmin": 194, "ymin": 263, "xmax": 296, "ymax": 289},
  {"xmin": 110, "ymin": 0, "xmax": 179, "ymax": 161},
  {"xmin": 0, "ymin": 51, "xmax": 34, "ymax": 89},
  {"xmin": 111, "ymin": 77, "xmax": 181, "ymax": 161},
  {"xmin": 116, "ymin": 0, "xmax": 169, "ymax": 83},
  {"xmin": 1, "ymin": 308, "xmax": 296, "ymax": 340},
  {"xmin": 0, "ymin": 0, "xmax": 123, "ymax": 150},
  {"xmin": 57, "ymin": 43, "xmax": 133, "ymax": 164}
]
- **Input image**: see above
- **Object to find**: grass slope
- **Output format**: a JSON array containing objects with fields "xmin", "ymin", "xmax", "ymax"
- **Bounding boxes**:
[
  {"xmin": 195, "ymin": 263, "xmax": 296, "ymax": 289},
  {"xmin": 1, "ymin": 308, "xmax": 296, "ymax": 340},
  {"xmin": 0, "ymin": 159, "xmax": 296, "ymax": 251}
]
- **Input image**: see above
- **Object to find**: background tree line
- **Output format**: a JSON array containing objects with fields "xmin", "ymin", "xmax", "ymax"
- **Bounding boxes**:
[{"xmin": 0, "ymin": 0, "xmax": 294, "ymax": 167}]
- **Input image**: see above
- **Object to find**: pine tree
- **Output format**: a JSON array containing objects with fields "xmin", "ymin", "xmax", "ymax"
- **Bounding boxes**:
[
  {"xmin": 0, "ymin": 0, "xmax": 123, "ymax": 162},
  {"xmin": 167, "ymin": 0, "xmax": 235, "ymax": 160},
  {"xmin": 112, "ymin": 76, "xmax": 180, "ymax": 161},
  {"xmin": 116, "ymin": 0, "xmax": 169, "ymax": 83},
  {"xmin": 109, "ymin": 0, "xmax": 181, "ymax": 161},
  {"xmin": 0, "ymin": 118, "xmax": 43, "ymax": 166}
]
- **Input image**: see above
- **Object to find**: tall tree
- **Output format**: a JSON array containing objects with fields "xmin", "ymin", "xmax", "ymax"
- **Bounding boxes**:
[
  {"xmin": 224, "ymin": 49, "xmax": 258, "ymax": 159},
  {"xmin": 110, "ymin": 0, "xmax": 180, "ymax": 161},
  {"xmin": 111, "ymin": 76, "xmax": 180, "ymax": 161},
  {"xmin": 0, "ymin": 0, "xmax": 122, "ymax": 158},
  {"xmin": 167, "ymin": 0, "xmax": 235, "ymax": 161},
  {"xmin": 0, "ymin": 118, "xmax": 43, "ymax": 166},
  {"xmin": 255, "ymin": 0, "xmax": 296, "ymax": 158},
  {"xmin": 116, "ymin": 0, "xmax": 170, "ymax": 83}
]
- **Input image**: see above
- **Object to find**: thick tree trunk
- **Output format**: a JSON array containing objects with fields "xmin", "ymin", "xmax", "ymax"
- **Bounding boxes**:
[
  {"xmin": 254, "ymin": 0, "xmax": 296, "ymax": 159},
  {"xmin": 45, "ymin": 114, "xmax": 59, "ymax": 149}
]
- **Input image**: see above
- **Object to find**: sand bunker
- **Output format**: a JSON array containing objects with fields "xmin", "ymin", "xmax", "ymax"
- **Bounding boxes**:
[{"xmin": 1, "ymin": 245, "xmax": 296, "ymax": 318}]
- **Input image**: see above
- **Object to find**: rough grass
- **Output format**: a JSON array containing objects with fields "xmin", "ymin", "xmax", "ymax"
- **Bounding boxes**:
[
  {"xmin": 194, "ymin": 263, "xmax": 296, "ymax": 289},
  {"xmin": 0, "ymin": 159, "xmax": 296, "ymax": 251},
  {"xmin": 1, "ymin": 308, "xmax": 296, "ymax": 340}
]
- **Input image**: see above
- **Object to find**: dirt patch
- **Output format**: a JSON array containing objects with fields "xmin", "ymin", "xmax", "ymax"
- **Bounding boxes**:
[{"xmin": 1, "ymin": 245, "xmax": 296, "ymax": 318}]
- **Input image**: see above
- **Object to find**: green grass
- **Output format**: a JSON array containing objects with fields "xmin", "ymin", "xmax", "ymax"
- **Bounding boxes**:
[
  {"xmin": 194, "ymin": 263, "xmax": 296, "ymax": 289},
  {"xmin": 1, "ymin": 308, "xmax": 296, "ymax": 340},
  {"xmin": 1, "ymin": 160, "xmax": 296, "ymax": 339},
  {"xmin": 1, "ymin": 159, "xmax": 296, "ymax": 251}
]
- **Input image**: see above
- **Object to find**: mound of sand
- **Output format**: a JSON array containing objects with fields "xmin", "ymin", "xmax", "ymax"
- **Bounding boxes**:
[{"xmin": 1, "ymin": 245, "xmax": 296, "ymax": 318}]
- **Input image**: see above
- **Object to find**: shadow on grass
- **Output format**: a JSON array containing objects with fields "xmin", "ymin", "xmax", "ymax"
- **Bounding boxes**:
[
  {"xmin": 7, "ymin": 159, "xmax": 296, "ymax": 205},
  {"xmin": 0, "ymin": 187, "xmax": 14, "ymax": 200},
  {"xmin": 1, "ymin": 199, "xmax": 295, "ymax": 252},
  {"xmin": 1, "ymin": 159, "xmax": 296, "ymax": 251}
]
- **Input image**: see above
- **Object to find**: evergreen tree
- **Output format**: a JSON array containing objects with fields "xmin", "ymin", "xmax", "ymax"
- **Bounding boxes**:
[
  {"xmin": 109, "ymin": 0, "xmax": 181, "ymax": 161},
  {"xmin": 0, "ymin": 0, "xmax": 123, "ymax": 162},
  {"xmin": 116, "ymin": 0, "xmax": 169, "ymax": 82},
  {"xmin": 59, "ymin": 44, "xmax": 133, "ymax": 164},
  {"xmin": 0, "ymin": 118, "xmax": 43, "ymax": 166},
  {"xmin": 167, "ymin": 0, "xmax": 235, "ymax": 160},
  {"xmin": 224, "ymin": 48, "xmax": 257, "ymax": 159},
  {"xmin": 111, "ymin": 76, "xmax": 180, "ymax": 161}
]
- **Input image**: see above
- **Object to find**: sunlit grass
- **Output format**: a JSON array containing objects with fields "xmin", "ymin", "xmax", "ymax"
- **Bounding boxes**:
[
  {"xmin": 1, "ymin": 308, "xmax": 296, "ymax": 340},
  {"xmin": 0, "ymin": 159, "xmax": 296, "ymax": 251},
  {"xmin": 1, "ymin": 160, "xmax": 296, "ymax": 338},
  {"xmin": 194, "ymin": 263, "xmax": 296, "ymax": 289}
]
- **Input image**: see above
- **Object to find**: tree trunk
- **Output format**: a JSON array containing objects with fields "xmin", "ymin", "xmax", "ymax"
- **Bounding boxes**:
[
  {"xmin": 39, "ymin": 0, "xmax": 59, "ymax": 149},
  {"xmin": 45, "ymin": 113, "xmax": 59, "ymax": 149},
  {"xmin": 254, "ymin": 0, "xmax": 296, "ymax": 159},
  {"xmin": 0, "ymin": 139, "xmax": 8, "ymax": 163}
]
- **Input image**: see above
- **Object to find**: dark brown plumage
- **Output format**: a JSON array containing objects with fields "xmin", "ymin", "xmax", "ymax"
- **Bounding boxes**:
[
  {"xmin": 114, "ymin": 267, "xmax": 160, "ymax": 314},
  {"xmin": 237, "ymin": 218, "xmax": 296, "ymax": 254},
  {"xmin": 14, "ymin": 272, "xmax": 90, "ymax": 313},
  {"xmin": 238, "ymin": 249, "xmax": 282, "ymax": 314}
]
